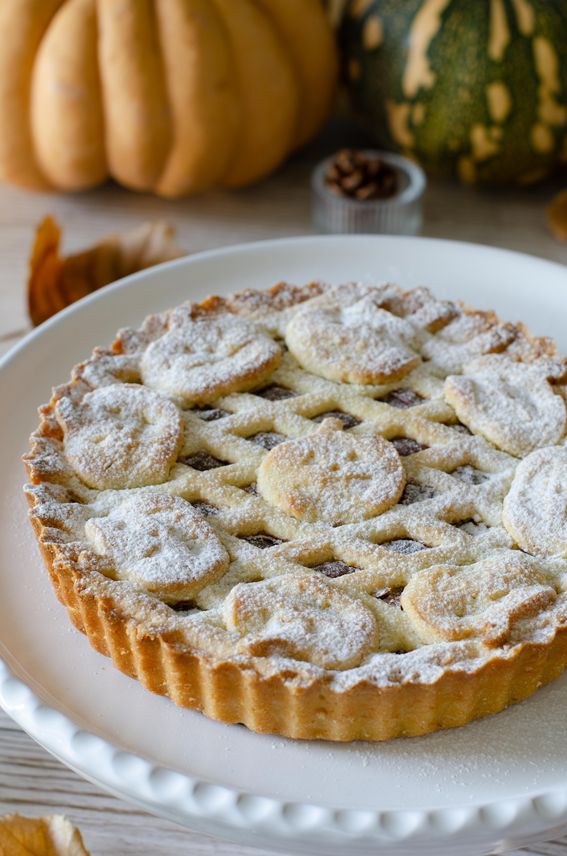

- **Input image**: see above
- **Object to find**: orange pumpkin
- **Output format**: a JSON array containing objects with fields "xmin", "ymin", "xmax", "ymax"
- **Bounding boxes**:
[{"xmin": 0, "ymin": 0, "xmax": 337, "ymax": 197}]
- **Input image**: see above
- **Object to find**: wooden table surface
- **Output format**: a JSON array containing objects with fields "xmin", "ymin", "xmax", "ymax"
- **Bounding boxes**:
[{"xmin": 0, "ymin": 127, "xmax": 566, "ymax": 855}]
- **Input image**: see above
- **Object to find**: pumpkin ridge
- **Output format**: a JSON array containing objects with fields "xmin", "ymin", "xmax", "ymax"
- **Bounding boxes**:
[
  {"xmin": 30, "ymin": 0, "xmax": 108, "ymax": 192},
  {"xmin": 210, "ymin": 0, "xmax": 299, "ymax": 188},
  {"xmin": 0, "ymin": 0, "xmax": 65, "ymax": 191},
  {"xmin": 154, "ymin": 0, "xmax": 241, "ymax": 197},
  {"xmin": 97, "ymin": 0, "xmax": 172, "ymax": 192},
  {"xmin": 510, "ymin": 0, "xmax": 536, "ymax": 36},
  {"xmin": 248, "ymin": 0, "xmax": 302, "ymax": 146},
  {"xmin": 402, "ymin": 0, "xmax": 452, "ymax": 100},
  {"xmin": 251, "ymin": 0, "xmax": 338, "ymax": 149}
]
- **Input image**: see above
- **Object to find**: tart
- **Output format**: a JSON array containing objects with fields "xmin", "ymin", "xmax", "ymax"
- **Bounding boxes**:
[{"xmin": 24, "ymin": 281, "xmax": 567, "ymax": 741}]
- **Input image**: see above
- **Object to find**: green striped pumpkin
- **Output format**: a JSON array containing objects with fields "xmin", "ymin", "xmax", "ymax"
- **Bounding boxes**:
[{"xmin": 341, "ymin": 0, "xmax": 567, "ymax": 184}]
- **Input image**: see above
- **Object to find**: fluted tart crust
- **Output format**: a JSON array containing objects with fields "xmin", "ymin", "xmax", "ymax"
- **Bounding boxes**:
[{"xmin": 24, "ymin": 281, "xmax": 567, "ymax": 740}]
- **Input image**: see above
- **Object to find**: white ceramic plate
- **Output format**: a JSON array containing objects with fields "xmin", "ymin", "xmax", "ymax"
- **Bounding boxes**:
[{"xmin": 1, "ymin": 236, "xmax": 567, "ymax": 856}]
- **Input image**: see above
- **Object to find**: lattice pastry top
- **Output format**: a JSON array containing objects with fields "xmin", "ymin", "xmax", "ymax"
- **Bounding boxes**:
[{"xmin": 24, "ymin": 281, "xmax": 567, "ymax": 714}]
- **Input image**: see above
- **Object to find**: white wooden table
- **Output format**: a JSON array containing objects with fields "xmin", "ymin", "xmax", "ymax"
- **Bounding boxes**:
[{"xmin": 0, "ymin": 126, "xmax": 566, "ymax": 854}]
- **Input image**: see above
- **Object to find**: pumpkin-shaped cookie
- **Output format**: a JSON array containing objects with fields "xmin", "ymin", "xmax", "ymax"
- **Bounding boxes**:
[{"xmin": 0, "ymin": 0, "xmax": 337, "ymax": 196}]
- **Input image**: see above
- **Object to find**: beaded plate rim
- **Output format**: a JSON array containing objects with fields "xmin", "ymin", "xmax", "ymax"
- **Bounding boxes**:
[
  {"xmin": 2, "ymin": 656, "xmax": 567, "ymax": 854},
  {"xmin": 3, "ymin": 236, "xmax": 567, "ymax": 854}
]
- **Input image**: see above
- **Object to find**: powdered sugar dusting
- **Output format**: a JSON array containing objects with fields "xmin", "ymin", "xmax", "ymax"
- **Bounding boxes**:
[
  {"xmin": 401, "ymin": 553, "xmax": 557, "ymax": 646},
  {"xmin": 423, "ymin": 321, "xmax": 516, "ymax": 374},
  {"xmin": 224, "ymin": 574, "xmax": 377, "ymax": 670},
  {"xmin": 445, "ymin": 354, "xmax": 567, "ymax": 457},
  {"xmin": 257, "ymin": 423, "xmax": 405, "ymax": 525},
  {"xmin": 25, "ymin": 279, "xmax": 567, "ymax": 696},
  {"xmin": 503, "ymin": 446, "xmax": 567, "ymax": 557},
  {"xmin": 85, "ymin": 493, "xmax": 229, "ymax": 599},
  {"xmin": 285, "ymin": 284, "xmax": 421, "ymax": 385},
  {"xmin": 141, "ymin": 312, "xmax": 281, "ymax": 405},
  {"xmin": 55, "ymin": 384, "xmax": 183, "ymax": 490}
]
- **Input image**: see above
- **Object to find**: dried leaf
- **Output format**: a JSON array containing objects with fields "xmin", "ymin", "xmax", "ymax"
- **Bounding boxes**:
[
  {"xmin": 547, "ymin": 188, "xmax": 567, "ymax": 242},
  {"xmin": 0, "ymin": 814, "xmax": 90, "ymax": 855},
  {"xmin": 28, "ymin": 217, "xmax": 185, "ymax": 326}
]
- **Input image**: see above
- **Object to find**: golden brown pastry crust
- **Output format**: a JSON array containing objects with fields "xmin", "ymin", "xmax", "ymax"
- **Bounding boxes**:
[
  {"xmin": 20, "ymin": 526, "xmax": 567, "ymax": 740},
  {"xmin": 24, "ymin": 280, "xmax": 567, "ymax": 741}
]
